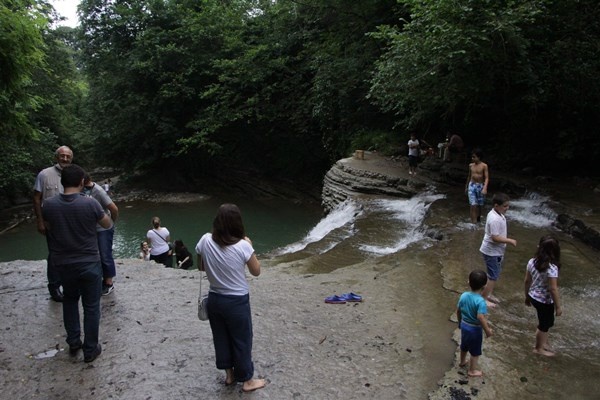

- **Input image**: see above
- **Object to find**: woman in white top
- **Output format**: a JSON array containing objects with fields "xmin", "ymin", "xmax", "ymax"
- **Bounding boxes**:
[
  {"xmin": 146, "ymin": 216, "xmax": 172, "ymax": 267},
  {"xmin": 195, "ymin": 204, "xmax": 265, "ymax": 392}
]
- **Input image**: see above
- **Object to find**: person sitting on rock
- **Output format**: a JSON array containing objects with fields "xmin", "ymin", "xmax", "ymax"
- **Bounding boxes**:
[
  {"xmin": 139, "ymin": 241, "xmax": 151, "ymax": 261},
  {"xmin": 174, "ymin": 239, "xmax": 193, "ymax": 269}
]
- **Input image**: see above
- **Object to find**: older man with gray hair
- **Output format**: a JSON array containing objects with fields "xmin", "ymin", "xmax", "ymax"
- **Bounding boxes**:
[{"xmin": 33, "ymin": 145, "xmax": 74, "ymax": 302}]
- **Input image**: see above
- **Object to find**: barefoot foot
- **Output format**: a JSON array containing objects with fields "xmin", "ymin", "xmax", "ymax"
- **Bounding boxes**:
[
  {"xmin": 488, "ymin": 294, "xmax": 500, "ymax": 304},
  {"xmin": 468, "ymin": 370, "xmax": 483, "ymax": 377},
  {"xmin": 485, "ymin": 300, "xmax": 497, "ymax": 309},
  {"xmin": 459, "ymin": 362, "xmax": 468, "ymax": 368},
  {"xmin": 242, "ymin": 378, "xmax": 266, "ymax": 392},
  {"xmin": 533, "ymin": 348, "xmax": 556, "ymax": 357}
]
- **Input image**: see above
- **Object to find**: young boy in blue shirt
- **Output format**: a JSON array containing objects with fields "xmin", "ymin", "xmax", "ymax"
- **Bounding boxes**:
[{"xmin": 456, "ymin": 270, "xmax": 494, "ymax": 377}]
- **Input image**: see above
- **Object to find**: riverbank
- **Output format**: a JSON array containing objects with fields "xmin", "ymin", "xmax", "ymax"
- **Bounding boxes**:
[{"xmin": 1, "ymin": 153, "xmax": 599, "ymax": 399}]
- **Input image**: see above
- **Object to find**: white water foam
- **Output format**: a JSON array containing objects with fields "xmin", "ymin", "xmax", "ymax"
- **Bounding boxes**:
[
  {"xmin": 274, "ymin": 200, "xmax": 361, "ymax": 254},
  {"xmin": 359, "ymin": 192, "xmax": 446, "ymax": 255},
  {"xmin": 508, "ymin": 192, "xmax": 557, "ymax": 228}
]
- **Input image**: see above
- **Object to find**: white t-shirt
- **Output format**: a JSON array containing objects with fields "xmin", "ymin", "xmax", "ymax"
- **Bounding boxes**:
[
  {"xmin": 479, "ymin": 209, "xmax": 507, "ymax": 256},
  {"xmin": 195, "ymin": 233, "xmax": 255, "ymax": 296},
  {"xmin": 527, "ymin": 258, "xmax": 559, "ymax": 304},
  {"xmin": 147, "ymin": 227, "xmax": 170, "ymax": 255},
  {"xmin": 408, "ymin": 139, "xmax": 420, "ymax": 157}
]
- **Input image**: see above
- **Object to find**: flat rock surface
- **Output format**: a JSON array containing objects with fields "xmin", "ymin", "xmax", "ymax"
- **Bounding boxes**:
[{"xmin": 1, "ymin": 258, "xmax": 440, "ymax": 399}]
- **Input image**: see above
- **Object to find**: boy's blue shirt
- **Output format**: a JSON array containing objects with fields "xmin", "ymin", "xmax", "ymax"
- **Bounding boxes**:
[{"xmin": 458, "ymin": 291, "xmax": 487, "ymax": 325}]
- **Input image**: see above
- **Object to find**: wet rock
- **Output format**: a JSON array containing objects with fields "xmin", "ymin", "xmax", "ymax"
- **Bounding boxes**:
[
  {"xmin": 321, "ymin": 155, "xmax": 418, "ymax": 211},
  {"xmin": 555, "ymin": 213, "xmax": 600, "ymax": 250},
  {"xmin": 448, "ymin": 386, "xmax": 471, "ymax": 400}
]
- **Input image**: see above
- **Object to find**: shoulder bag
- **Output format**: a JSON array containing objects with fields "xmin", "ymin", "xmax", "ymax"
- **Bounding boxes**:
[{"xmin": 197, "ymin": 269, "xmax": 209, "ymax": 321}]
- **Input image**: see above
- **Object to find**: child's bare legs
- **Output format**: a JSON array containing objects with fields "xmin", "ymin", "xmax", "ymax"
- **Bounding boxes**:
[
  {"xmin": 468, "ymin": 355, "xmax": 483, "ymax": 377},
  {"xmin": 242, "ymin": 378, "xmax": 266, "ymax": 392},
  {"xmin": 459, "ymin": 350, "xmax": 468, "ymax": 367},
  {"xmin": 469, "ymin": 205, "xmax": 483, "ymax": 223},
  {"xmin": 482, "ymin": 280, "xmax": 497, "ymax": 308},
  {"xmin": 533, "ymin": 329, "xmax": 555, "ymax": 356},
  {"xmin": 459, "ymin": 351, "xmax": 483, "ymax": 376}
]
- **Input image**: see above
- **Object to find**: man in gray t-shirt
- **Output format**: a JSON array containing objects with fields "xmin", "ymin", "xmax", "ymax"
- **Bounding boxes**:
[{"xmin": 33, "ymin": 145, "xmax": 73, "ymax": 302}]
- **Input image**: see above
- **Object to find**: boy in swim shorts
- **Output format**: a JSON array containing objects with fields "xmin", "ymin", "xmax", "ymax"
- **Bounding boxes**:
[
  {"xmin": 457, "ymin": 270, "xmax": 494, "ymax": 377},
  {"xmin": 465, "ymin": 148, "xmax": 489, "ymax": 223}
]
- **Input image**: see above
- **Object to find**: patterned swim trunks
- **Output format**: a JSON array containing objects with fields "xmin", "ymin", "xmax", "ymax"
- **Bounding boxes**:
[{"xmin": 468, "ymin": 182, "xmax": 485, "ymax": 206}]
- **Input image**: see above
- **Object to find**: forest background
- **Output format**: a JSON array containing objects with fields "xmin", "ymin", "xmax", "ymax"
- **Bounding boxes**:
[{"xmin": 2, "ymin": 0, "xmax": 599, "ymax": 206}]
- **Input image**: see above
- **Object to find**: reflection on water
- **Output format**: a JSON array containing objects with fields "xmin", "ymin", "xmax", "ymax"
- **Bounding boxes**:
[{"xmin": 0, "ymin": 196, "xmax": 323, "ymax": 262}]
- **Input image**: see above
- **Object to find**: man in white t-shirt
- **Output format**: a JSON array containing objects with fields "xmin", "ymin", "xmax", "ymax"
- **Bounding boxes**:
[{"xmin": 407, "ymin": 133, "xmax": 420, "ymax": 175}]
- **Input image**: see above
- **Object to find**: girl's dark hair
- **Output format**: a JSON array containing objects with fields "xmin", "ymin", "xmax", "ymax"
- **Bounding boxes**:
[
  {"xmin": 212, "ymin": 203, "xmax": 245, "ymax": 247},
  {"xmin": 152, "ymin": 216, "xmax": 160, "ymax": 229},
  {"xmin": 533, "ymin": 235, "xmax": 561, "ymax": 271},
  {"xmin": 174, "ymin": 239, "xmax": 184, "ymax": 250}
]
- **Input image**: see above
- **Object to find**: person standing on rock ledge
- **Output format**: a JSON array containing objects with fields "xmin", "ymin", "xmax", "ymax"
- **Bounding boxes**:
[
  {"xmin": 83, "ymin": 173, "xmax": 119, "ymax": 296},
  {"xmin": 41, "ymin": 164, "xmax": 112, "ymax": 363},
  {"xmin": 195, "ymin": 204, "xmax": 266, "ymax": 393},
  {"xmin": 465, "ymin": 148, "xmax": 489, "ymax": 224},
  {"xmin": 524, "ymin": 235, "xmax": 562, "ymax": 357},
  {"xmin": 33, "ymin": 145, "xmax": 73, "ymax": 302},
  {"xmin": 407, "ymin": 132, "xmax": 420, "ymax": 176},
  {"xmin": 480, "ymin": 192, "xmax": 517, "ymax": 307}
]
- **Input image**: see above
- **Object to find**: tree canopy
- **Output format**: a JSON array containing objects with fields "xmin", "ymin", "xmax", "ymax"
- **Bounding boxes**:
[
  {"xmin": 370, "ymin": 0, "xmax": 600, "ymax": 166},
  {"xmin": 1, "ymin": 0, "xmax": 599, "ymax": 202}
]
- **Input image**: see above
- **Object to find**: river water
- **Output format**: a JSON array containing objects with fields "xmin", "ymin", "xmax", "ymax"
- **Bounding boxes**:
[
  {"xmin": 0, "ymin": 195, "xmax": 324, "ymax": 262},
  {"xmin": 266, "ymin": 185, "xmax": 600, "ymax": 398},
  {"xmin": 1, "ymin": 182, "xmax": 598, "ymax": 398}
]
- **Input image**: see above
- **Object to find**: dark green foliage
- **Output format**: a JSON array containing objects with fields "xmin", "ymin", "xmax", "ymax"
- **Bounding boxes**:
[
  {"xmin": 0, "ymin": 1, "xmax": 87, "ymax": 199},
  {"xmin": 3, "ymin": 0, "xmax": 600, "ymax": 205},
  {"xmin": 370, "ymin": 0, "xmax": 600, "ymax": 172},
  {"xmin": 78, "ymin": 0, "xmax": 402, "ymax": 182}
]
